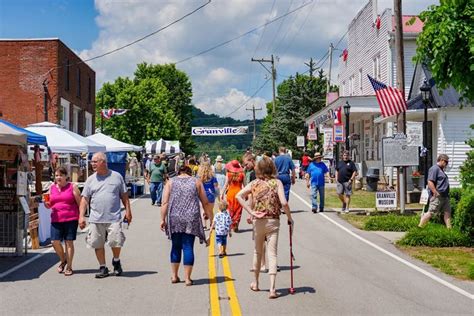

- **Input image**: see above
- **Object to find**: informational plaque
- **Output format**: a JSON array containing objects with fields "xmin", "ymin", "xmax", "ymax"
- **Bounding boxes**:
[{"xmin": 382, "ymin": 134, "xmax": 419, "ymax": 167}]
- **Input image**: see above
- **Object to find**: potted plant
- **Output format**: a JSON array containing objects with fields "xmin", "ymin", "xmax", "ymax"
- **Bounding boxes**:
[{"xmin": 411, "ymin": 170, "xmax": 422, "ymax": 190}]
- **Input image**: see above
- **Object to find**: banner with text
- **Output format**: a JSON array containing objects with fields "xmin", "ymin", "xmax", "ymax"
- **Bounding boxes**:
[{"xmin": 191, "ymin": 126, "xmax": 249, "ymax": 136}]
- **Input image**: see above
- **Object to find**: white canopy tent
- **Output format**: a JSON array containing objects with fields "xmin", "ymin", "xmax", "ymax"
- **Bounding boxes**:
[
  {"xmin": 87, "ymin": 133, "xmax": 142, "ymax": 152},
  {"xmin": 0, "ymin": 122, "xmax": 27, "ymax": 146},
  {"xmin": 145, "ymin": 139, "xmax": 180, "ymax": 154},
  {"xmin": 26, "ymin": 122, "xmax": 105, "ymax": 153}
]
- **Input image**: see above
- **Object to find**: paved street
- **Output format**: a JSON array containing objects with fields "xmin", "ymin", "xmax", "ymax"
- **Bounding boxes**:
[{"xmin": 1, "ymin": 180, "xmax": 473, "ymax": 315}]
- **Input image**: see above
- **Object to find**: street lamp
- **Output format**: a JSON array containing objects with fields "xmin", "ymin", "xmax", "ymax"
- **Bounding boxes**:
[
  {"xmin": 343, "ymin": 101, "xmax": 351, "ymax": 151},
  {"xmin": 420, "ymin": 80, "xmax": 431, "ymax": 188}
]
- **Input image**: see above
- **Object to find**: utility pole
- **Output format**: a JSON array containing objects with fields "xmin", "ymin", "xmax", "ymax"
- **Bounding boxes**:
[
  {"xmin": 394, "ymin": 0, "xmax": 406, "ymax": 213},
  {"xmin": 326, "ymin": 43, "xmax": 339, "ymax": 165},
  {"xmin": 246, "ymin": 104, "xmax": 262, "ymax": 140},
  {"xmin": 251, "ymin": 55, "xmax": 277, "ymax": 114},
  {"xmin": 327, "ymin": 43, "xmax": 334, "ymax": 96}
]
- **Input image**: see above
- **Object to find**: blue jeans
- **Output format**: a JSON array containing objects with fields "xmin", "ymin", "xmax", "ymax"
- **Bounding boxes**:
[
  {"xmin": 170, "ymin": 233, "xmax": 196, "ymax": 265},
  {"xmin": 150, "ymin": 181, "xmax": 164, "ymax": 204},
  {"xmin": 311, "ymin": 184, "xmax": 325, "ymax": 210},
  {"xmin": 277, "ymin": 174, "xmax": 291, "ymax": 202}
]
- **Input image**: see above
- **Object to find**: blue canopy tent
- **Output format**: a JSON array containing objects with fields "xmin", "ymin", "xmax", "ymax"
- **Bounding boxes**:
[{"xmin": 0, "ymin": 119, "xmax": 47, "ymax": 145}]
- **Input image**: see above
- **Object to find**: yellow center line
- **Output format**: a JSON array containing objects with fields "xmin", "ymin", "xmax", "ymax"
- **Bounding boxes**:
[
  {"xmin": 222, "ymin": 252, "xmax": 242, "ymax": 315},
  {"xmin": 208, "ymin": 230, "xmax": 221, "ymax": 316}
]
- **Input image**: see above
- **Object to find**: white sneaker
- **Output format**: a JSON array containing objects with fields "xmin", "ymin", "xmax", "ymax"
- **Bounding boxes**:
[{"xmin": 344, "ymin": 208, "xmax": 350, "ymax": 214}]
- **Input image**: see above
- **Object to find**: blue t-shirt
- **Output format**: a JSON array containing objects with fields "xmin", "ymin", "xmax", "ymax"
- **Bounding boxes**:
[
  {"xmin": 203, "ymin": 177, "xmax": 218, "ymax": 203},
  {"xmin": 274, "ymin": 155, "xmax": 295, "ymax": 175},
  {"xmin": 306, "ymin": 161, "xmax": 329, "ymax": 186},
  {"xmin": 213, "ymin": 211, "xmax": 231, "ymax": 235}
]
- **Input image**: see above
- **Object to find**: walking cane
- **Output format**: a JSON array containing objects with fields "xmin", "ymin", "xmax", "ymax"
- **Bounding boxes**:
[{"xmin": 288, "ymin": 221, "xmax": 296, "ymax": 294}]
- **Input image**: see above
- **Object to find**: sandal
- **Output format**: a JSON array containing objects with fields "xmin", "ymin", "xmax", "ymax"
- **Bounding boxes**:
[
  {"xmin": 171, "ymin": 277, "xmax": 181, "ymax": 284},
  {"xmin": 250, "ymin": 283, "xmax": 260, "ymax": 292},
  {"xmin": 185, "ymin": 279, "xmax": 194, "ymax": 286},
  {"xmin": 269, "ymin": 291, "xmax": 280, "ymax": 299},
  {"xmin": 64, "ymin": 268, "xmax": 73, "ymax": 276},
  {"xmin": 57, "ymin": 261, "xmax": 67, "ymax": 273}
]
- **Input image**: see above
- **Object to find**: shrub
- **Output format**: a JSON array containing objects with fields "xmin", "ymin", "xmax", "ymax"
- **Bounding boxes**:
[
  {"xmin": 397, "ymin": 224, "xmax": 471, "ymax": 247},
  {"xmin": 449, "ymin": 187, "xmax": 463, "ymax": 214},
  {"xmin": 468, "ymin": 263, "xmax": 474, "ymax": 280},
  {"xmin": 453, "ymin": 187, "xmax": 474, "ymax": 238},
  {"xmin": 364, "ymin": 214, "xmax": 419, "ymax": 231}
]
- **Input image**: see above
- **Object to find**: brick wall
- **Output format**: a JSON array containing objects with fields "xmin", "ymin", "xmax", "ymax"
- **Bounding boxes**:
[{"xmin": 0, "ymin": 39, "xmax": 95, "ymax": 135}]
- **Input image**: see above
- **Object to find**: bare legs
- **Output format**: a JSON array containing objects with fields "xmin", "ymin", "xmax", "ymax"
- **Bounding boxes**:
[
  {"xmin": 95, "ymin": 247, "xmax": 121, "ymax": 266},
  {"xmin": 52, "ymin": 240, "xmax": 74, "ymax": 272},
  {"xmin": 418, "ymin": 211, "xmax": 452, "ymax": 228}
]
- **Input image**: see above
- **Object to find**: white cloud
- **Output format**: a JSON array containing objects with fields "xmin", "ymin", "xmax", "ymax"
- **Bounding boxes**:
[
  {"xmin": 196, "ymin": 88, "xmax": 267, "ymax": 121},
  {"xmin": 78, "ymin": 0, "xmax": 437, "ymax": 120}
]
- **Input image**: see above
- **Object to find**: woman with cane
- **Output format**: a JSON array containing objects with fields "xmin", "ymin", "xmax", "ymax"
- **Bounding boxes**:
[{"xmin": 237, "ymin": 156, "xmax": 293, "ymax": 299}]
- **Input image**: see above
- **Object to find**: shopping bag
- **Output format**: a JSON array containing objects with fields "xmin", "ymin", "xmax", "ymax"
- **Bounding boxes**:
[{"xmin": 419, "ymin": 188, "xmax": 429, "ymax": 205}]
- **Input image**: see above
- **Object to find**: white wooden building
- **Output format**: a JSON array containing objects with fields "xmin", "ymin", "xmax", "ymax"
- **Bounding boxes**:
[
  {"xmin": 305, "ymin": 0, "xmax": 423, "ymax": 180},
  {"xmin": 376, "ymin": 64, "xmax": 474, "ymax": 188}
]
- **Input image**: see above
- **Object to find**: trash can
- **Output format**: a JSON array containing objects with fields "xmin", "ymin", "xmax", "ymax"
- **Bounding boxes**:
[{"xmin": 366, "ymin": 168, "xmax": 380, "ymax": 192}]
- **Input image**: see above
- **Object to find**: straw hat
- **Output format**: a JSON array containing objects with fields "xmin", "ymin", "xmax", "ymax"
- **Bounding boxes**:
[
  {"xmin": 314, "ymin": 152, "xmax": 323, "ymax": 159},
  {"xmin": 225, "ymin": 160, "xmax": 243, "ymax": 173},
  {"xmin": 215, "ymin": 155, "xmax": 224, "ymax": 162}
]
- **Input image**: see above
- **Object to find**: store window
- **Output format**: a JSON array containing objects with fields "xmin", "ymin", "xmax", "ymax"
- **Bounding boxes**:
[
  {"xmin": 84, "ymin": 112, "xmax": 93, "ymax": 136},
  {"xmin": 72, "ymin": 106, "xmax": 80, "ymax": 133},
  {"xmin": 373, "ymin": 55, "xmax": 381, "ymax": 80},
  {"xmin": 76, "ymin": 68, "xmax": 81, "ymax": 98},
  {"xmin": 60, "ymin": 98, "xmax": 70, "ymax": 129},
  {"xmin": 65, "ymin": 59, "xmax": 70, "ymax": 91}
]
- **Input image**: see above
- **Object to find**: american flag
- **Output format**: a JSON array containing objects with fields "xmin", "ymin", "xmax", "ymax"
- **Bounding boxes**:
[
  {"xmin": 101, "ymin": 108, "xmax": 128, "ymax": 120},
  {"xmin": 367, "ymin": 75, "xmax": 407, "ymax": 118}
]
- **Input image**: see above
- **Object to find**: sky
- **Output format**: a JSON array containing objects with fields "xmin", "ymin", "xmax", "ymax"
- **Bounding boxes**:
[{"xmin": 0, "ymin": 0, "xmax": 437, "ymax": 121}]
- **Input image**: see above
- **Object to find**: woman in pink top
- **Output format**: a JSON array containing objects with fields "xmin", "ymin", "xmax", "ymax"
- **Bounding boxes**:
[{"xmin": 45, "ymin": 167, "xmax": 81, "ymax": 276}]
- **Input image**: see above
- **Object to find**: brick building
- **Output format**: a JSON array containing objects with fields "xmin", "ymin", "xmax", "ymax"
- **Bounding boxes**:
[{"xmin": 0, "ymin": 38, "xmax": 95, "ymax": 136}]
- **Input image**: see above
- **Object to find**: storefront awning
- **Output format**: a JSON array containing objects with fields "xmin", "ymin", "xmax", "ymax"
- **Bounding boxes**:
[
  {"xmin": 305, "ymin": 95, "xmax": 380, "ymax": 126},
  {"xmin": 373, "ymin": 108, "xmax": 439, "ymax": 124}
]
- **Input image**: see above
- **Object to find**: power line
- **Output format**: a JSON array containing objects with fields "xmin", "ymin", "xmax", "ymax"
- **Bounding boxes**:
[
  {"xmin": 266, "ymin": 0, "xmax": 295, "ymax": 53},
  {"xmin": 252, "ymin": 0, "xmax": 277, "ymax": 58},
  {"xmin": 277, "ymin": 0, "xmax": 316, "ymax": 56},
  {"xmin": 175, "ymin": 0, "xmax": 313, "ymax": 64},
  {"xmin": 41, "ymin": 0, "xmax": 211, "ymax": 79},
  {"xmin": 205, "ymin": 79, "xmax": 270, "ymax": 126}
]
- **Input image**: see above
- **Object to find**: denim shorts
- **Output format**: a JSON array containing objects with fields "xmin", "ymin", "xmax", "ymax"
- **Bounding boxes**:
[
  {"xmin": 215, "ymin": 234, "xmax": 228, "ymax": 246},
  {"xmin": 51, "ymin": 220, "xmax": 79, "ymax": 241}
]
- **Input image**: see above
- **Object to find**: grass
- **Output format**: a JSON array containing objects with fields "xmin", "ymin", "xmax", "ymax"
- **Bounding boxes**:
[
  {"xmin": 398, "ymin": 225, "xmax": 472, "ymax": 247},
  {"xmin": 324, "ymin": 188, "xmax": 376, "ymax": 209},
  {"xmin": 323, "ymin": 188, "xmax": 423, "ymax": 210},
  {"xmin": 398, "ymin": 246, "xmax": 474, "ymax": 280},
  {"xmin": 364, "ymin": 214, "xmax": 419, "ymax": 231},
  {"xmin": 339, "ymin": 214, "xmax": 370, "ymax": 229}
]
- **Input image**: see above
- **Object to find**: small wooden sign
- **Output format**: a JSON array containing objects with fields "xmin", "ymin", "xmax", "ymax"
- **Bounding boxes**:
[{"xmin": 0, "ymin": 145, "xmax": 17, "ymax": 161}]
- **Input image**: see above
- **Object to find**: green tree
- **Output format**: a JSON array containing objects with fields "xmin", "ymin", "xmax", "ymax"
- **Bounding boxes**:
[
  {"xmin": 254, "ymin": 69, "xmax": 327, "ymax": 156},
  {"xmin": 96, "ymin": 75, "xmax": 181, "ymax": 146},
  {"xmin": 134, "ymin": 63, "xmax": 195, "ymax": 153},
  {"xmin": 413, "ymin": 0, "xmax": 474, "ymax": 101}
]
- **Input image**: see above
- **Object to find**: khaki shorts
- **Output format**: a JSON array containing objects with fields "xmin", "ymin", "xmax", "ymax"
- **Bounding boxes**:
[
  {"xmin": 337, "ymin": 182, "xmax": 353, "ymax": 196},
  {"xmin": 428, "ymin": 196, "xmax": 451, "ymax": 214},
  {"xmin": 86, "ymin": 222, "xmax": 126, "ymax": 249}
]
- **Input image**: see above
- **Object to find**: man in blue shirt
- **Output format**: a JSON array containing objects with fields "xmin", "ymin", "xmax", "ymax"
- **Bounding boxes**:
[
  {"xmin": 305, "ymin": 153, "xmax": 329, "ymax": 213},
  {"xmin": 274, "ymin": 146, "xmax": 296, "ymax": 202}
]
